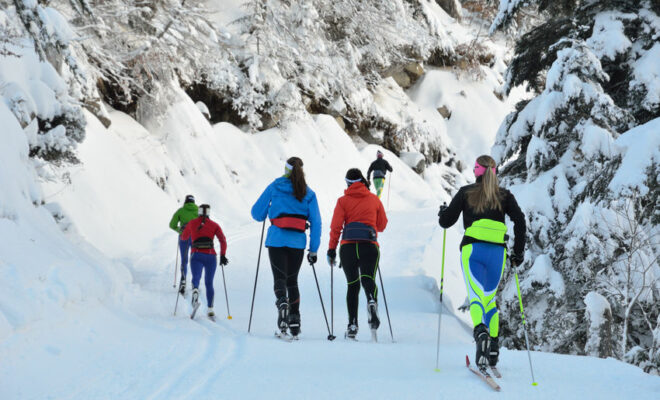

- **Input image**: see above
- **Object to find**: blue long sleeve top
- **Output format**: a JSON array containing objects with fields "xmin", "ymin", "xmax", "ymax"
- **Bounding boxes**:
[{"xmin": 251, "ymin": 177, "xmax": 322, "ymax": 252}]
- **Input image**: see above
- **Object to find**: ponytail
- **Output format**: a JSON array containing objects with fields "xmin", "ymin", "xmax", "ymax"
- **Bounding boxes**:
[
  {"xmin": 286, "ymin": 157, "xmax": 307, "ymax": 202},
  {"xmin": 467, "ymin": 155, "xmax": 502, "ymax": 214}
]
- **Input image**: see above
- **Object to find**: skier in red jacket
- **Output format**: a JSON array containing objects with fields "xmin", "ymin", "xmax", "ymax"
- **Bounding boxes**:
[
  {"xmin": 180, "ymin": 204, "xmax": 228, "ymax": 319},
  {"xmin": 327, "ymin": 168, "xmax": 388, "ymax": 339}
]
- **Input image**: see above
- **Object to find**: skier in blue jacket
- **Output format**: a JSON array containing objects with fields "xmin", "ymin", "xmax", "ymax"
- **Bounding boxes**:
[{"xmin": 251, "ymin": 157, "xmax": 322, "ymax": 337}]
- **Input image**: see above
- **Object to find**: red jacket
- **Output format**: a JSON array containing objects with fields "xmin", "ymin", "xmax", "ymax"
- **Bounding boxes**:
[
  {"xmin": 329, "ymin": 182, "xmax": 388, "ymax": 250},
  {"xmin": 181, "ymin": 216, "xmax": 227, "ymax": 256}
]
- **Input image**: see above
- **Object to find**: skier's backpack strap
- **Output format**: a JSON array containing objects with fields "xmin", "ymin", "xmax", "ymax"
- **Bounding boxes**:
[
  {"xmin": 271, "ymin": 214, "xmax": 308, "ymax": 233},
  {"xmin": 192, "ymin": 236, "xmax": 214, "ymax": 249},
  {"xmin": 342, "ymin": 221, "xmax": 377, "ymax": 242}
]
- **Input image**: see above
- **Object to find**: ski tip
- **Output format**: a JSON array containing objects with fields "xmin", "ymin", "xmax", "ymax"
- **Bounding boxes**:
[{"xmin": 465, "ymin": 355, "xmax": 470, "ymax": 367}]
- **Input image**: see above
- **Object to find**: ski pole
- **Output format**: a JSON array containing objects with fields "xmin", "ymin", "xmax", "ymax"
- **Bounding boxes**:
[
  {"xmin": 311, "ymin": 262, "xmax": 336, "ymax": 340},
  {"xmin": 221, "ymin": 264, "xmax": 232, "ymax": 320},
  {"xmin": 248, "ymin": 220, "xmax": 266, "ymax": 333},
  {"xmin": 377, "ymin": 267, "xmax": 394, "ymax": 342},
  {"xmin": 331, "ymin": 262, "xmax": 336, "ymax": 339},
  {"xmin": 435, "ymin": 229, "xmax": 447, "ymax": 371},
  {"xmin": 387, "ymin": 173, "xmax": 392, "ymax": 210},
  {"xmin": 513, "ymin": 260, "xmax": 538, "ymax": 386},
  {"xmin": 173, "ymin": 240, "xmax": 180, "ymax": 288}
]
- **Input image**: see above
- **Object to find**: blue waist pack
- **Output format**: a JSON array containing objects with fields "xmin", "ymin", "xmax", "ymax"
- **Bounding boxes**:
[{"xmin": 342, "ymin": 222, "xmax": 377, "ymax": 242}]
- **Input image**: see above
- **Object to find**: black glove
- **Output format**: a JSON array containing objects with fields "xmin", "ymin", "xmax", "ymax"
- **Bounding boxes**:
[
  {"xmin": 307, "ymin": 251, "xmax": 317, "ymax": 265},
  {"xmin": 327, "ymin": 249, "xmax": 337, "ymax": 267},
  {"xmin": 438, "ymin": 202, "xmax": 448, "ymax": 217},
  {"xmin": 220, "ymin": 255, "xmax": 229, "ymax": 266},
  {"xmin": 510, "ymin": 253, "xmax": 523, "ymax": 266}
]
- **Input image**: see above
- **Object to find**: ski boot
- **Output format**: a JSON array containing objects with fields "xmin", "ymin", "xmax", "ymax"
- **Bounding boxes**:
[
  {"xmin": 276, "ymin": 297, "xmax": 289, "ymax": 334},
  {"xmin": 190, "ymin": 288, "xmax": 200, "ymax": 319},
  {"xmin": 207, "ymin": 307, "xmax": 216, "ymax": 322},
  {"xmin": 178, "ymin": 276, "xmax": 186, "ymax": 297},
  {"xmin": 474, "ymin": 323, "xmax": 489, "ymax": 370},
  {"xmin": 367, "ymin": 299, "xmax": 380, "ymax": 330},
  {"xmin": 345, "ymin": 323, "xmax": 358, "ymax": 340},
  {"xmin": 489, "ymin": 336, "xmax": 499, "ymax": 366},
  {"xmin": 288, "ymin": 313, "xmax": 301, "ymax": 337}
]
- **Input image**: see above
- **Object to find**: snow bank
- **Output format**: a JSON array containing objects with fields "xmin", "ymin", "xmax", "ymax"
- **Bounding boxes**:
[{"xmin": 0, "ymin": 103, "xmax": 130, "ymax": 343}]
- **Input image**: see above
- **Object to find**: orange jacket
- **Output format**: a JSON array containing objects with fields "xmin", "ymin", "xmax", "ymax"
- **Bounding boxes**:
[{"xmin": 329, "ymin": 182, "xmax": 388, "ymax": 250}]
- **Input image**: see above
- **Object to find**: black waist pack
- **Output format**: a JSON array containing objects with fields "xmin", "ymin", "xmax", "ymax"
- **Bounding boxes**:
[
  {"xmin": 192, "ymin": 236, "xmax": 214, "ymax": 249},
  {"xmin": 342, "ymin": 222, "xmax": 377, "ymax": 242}
]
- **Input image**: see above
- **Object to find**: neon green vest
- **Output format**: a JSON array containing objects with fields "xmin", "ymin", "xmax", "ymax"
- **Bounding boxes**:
[{"xmin": 464, "ymin": 219, "xmax": 507, "ymax": 244}]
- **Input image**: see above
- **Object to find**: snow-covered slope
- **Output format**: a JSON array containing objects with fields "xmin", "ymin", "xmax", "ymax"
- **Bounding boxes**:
[
  {"xmin": 1, "ymin": 2, "xmax": 659, "ymax": 398},
  {"xmin": 2, "ymin": 83, "xmax": 659, "ymax": 398}
]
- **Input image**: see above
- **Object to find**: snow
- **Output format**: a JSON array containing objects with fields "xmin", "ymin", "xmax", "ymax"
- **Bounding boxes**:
[
  {"xmin": 521, "ymin": 254, "xmax": 566, "ymax": 297},
  {"xmin": 581, "ymin": 123, "xmax": 615, "ymax": 159},
  {"xmin": 408, "ymin": 68, "xmax": 525, "ymax": 168},
  {"xmin": 631, "ymin": 42, "xmax": 660, "ymax": 110},
  {"xmin": 586, "ymin": 12, "xmax": 634, "ymax": 61},
  {"xmin": 1, "ymin": 2, "xmax": 659, "ymax": 397},
  {"xmin": 609, "ymin": 117, "xmax": 660, "ymax": 196},
  {"xmin": 585, "ymin": 291, "xmax": 611, "ymax": 330},
  {"xmin": 2, "ymin": 84, "xmax": 658, "ymax": 398}
]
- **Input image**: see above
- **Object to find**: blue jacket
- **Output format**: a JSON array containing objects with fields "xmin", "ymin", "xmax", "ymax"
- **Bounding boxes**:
[{"xmin": 251, "ymin": 177, "xmax": 322, "ymax": 252}]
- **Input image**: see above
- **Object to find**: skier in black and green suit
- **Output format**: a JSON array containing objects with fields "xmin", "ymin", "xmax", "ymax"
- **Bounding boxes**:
[{"xmin": 367, "ymin": 150, "xmax": 393, "ymax": 198}]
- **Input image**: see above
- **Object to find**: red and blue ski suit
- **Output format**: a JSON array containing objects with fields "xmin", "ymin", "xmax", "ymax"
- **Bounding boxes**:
[{"xmin": 181, "ymin": 216, "xmax": 227, "ymax": 307}]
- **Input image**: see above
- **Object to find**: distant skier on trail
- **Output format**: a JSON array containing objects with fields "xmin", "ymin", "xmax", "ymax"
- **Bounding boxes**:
[
  {"xmin": 438, "ymin": 155, "xmax": 526, "ymax": 371},
  {"xmin": 327, "ymin": 168, "xmax": 388, "ymax": 340},
  {"xmin": 367, "ymin": 150, "xmax": 393, "ymax": 198},
  {"xmin": 251, "ymin": 157, "xmax": 322, "ymax": 338},
  {"xmin": 180, "ymin": 204, "xmax": 228, "ymax": 320},
  {"xmin": 169, "ymin": 194, "xmax": 198, "ymax": 296}
]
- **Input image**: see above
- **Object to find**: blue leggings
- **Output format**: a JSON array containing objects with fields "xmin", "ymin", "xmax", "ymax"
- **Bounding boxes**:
[
  {"xmin": 461, "ymin": 242, "xmax": 506, "ymax": 337},
  {"xmin": 179, "ymin": 237, "xmax": 192, "ymax": 277},
  {"xmin": 190, "ymin": 252, "xmax": 217, "ymax": 307}
]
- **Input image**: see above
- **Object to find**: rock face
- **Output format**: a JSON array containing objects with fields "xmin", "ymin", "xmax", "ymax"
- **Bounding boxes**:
[
  {"xmin": 385, "ymin": 62, "xmax": 425, "ymax": 89},
  {"xmin": 399, "ymin": 151, "xmax": 426, "ymax": 173},
  {"xmin": 435, "ymin": 0, "xmax": 462, "ymax": 21}
]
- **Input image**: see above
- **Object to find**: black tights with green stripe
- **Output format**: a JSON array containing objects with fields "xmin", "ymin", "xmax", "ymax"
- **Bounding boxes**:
[{"xmin": 340, "ymin": 242, "xmax": 379, "ymax": 326}]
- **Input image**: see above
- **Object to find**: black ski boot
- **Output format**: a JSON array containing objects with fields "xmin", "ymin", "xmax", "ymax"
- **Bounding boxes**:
[
  {"xmin": 288, "ymin": 313, "xmax": 301, "ymax": 337},
  {"xmin": 276, "ymin": 297, "xmax": 289, "ymax": 333},
  {"xmin": 345, "ymin": 323, "xmax": 358, "ymax": 340},
  {"xmin": 367, "ymin": 299, "xmax": 380, "ymax": 330},
  {"xmin": 489, "ymin": 336, "xmax": 499, "ymax": 366},
  {"xmin": 474, "ymin": 323, "xmax": 489, "ymax": 369},
  {"xmin": 178, "ymin": 276, "xmax": 186, "ymax": 297},
  {"xmin": 190, "ymin": 288, "xmax": 200, "ymax": 319}
]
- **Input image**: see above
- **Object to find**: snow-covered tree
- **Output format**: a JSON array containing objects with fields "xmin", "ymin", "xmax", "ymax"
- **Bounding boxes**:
[
  {"xmin": 492, "ymin": 0, "xmax": 660, "ymax": 372},
  {"xmin": 2, "ymin": 0, "xmax": 86, "ymax": 162}
]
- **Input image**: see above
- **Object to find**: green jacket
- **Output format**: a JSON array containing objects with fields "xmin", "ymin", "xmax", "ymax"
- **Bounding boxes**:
[{"xmin": 169, "ymin": 203, "xmax": 199, "ymax": 234}]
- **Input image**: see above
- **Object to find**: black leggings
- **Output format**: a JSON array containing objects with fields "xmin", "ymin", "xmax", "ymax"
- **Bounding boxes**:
[
  {"xmin": 340, "ymin": 242, "xmax": 380, "ymax": 326},
  {"xmin": 268, "ymin": 247, "xmax": 304, "ymax": 314}
]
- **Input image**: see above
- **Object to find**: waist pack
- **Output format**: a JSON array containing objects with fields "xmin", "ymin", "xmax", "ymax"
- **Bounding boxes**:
[
  {"xmin": 192, "ymin": 236, "xmax": 214, "ymax": 249},
  {"xmin": 464, "ymin": 219, "xmax": 508, "ymax": 244},
  {"xmin": 342, "ymin": 221, "xmax": 377, "ymax": 242},
  {"xmin": 271, "ymin": 214, "xmax": 309, "ymax": 233}
]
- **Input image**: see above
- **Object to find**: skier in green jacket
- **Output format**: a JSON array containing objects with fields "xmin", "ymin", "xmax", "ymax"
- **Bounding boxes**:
[{"xmin": 169, "ymin": 195, "xmax": 198, "ymax": 296}]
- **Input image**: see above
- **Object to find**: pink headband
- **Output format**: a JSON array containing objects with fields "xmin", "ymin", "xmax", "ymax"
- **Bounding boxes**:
[{"xmin": 474, "ymin": 162, "xmax": 496, "ymax": 177}]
